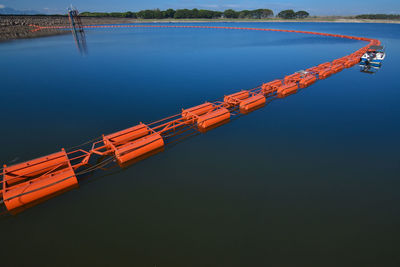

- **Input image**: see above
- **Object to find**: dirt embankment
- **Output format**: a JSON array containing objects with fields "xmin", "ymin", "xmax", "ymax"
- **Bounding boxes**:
[
  {"xmin": 0, "ymin": 15, "xmax": 139, "ymax": 42},
  {"xmin": 1, "ymin": 15, "xmax": 67, "ymax": 41}
]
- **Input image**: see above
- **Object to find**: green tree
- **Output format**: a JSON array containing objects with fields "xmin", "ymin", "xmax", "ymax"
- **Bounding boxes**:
[
  {"xmin": 124, "ymin": 11, "xmax": 136, "ymax": 18},
  {"xmin": 198, "ymin": 9, "xmax": 213, "ymax": 18},
  {"xmin": 153, "ymin": 9, "xmax": 164, "ymax": 19},
  {"xmin": 110, "ymin": 12, "xmax": 123, "ymax": 18},
  {"xmin": 295, "ymin": 10, "xmax": 309, "ymax": 19},
  {"xmin": 213, "ymin": 11, "xmax": 223, "ymax": 18},
  {"xmin": 252, "ymin": 9, "xmax": 273, "ymax": 18},
  {"xmin": 164, "ymin": 8, "xmax": 175, "ymax": 18},
  {"xmin": 355, "ymin": 14, "xmax": 400, "ymax": 19},
  {"xmin": 191, "ymin": 8, "xmax": 199, "ymax": 18},
  {"xmin": 224, "ymin": 9, "xmax": 239, "ymax": 18},
  {"xmin": 80, "ymin": 8, "xmax": 287, "ymax": 20},
  {"xmin": 174, "ymin": 9, "xmax": 190, "ymax": 18},
  {"xmin": 137, "ymin": 9, "xmax": 156, "ymax": 19},
  {"xmin": 239, "ymin": 10, "xmax": 251, "ymax": 18},
  {"xmin": 277, "ymin": 9, "xmax": 296, "ymax": 19}
]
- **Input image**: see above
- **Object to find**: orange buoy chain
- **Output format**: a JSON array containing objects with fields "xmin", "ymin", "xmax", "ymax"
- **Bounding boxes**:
[{"xmin": 0, "ymin": 25, "xmax": 380, "ymax": 215}]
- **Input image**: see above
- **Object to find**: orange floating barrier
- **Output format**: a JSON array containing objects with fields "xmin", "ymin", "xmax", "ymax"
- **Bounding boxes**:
[
  {"xmin": 318, "ymin": 68, "xmax": 334, "ymax": 79},
  {"xmin": 318, "ymin": 62, "xmax": 331, "ymax": 69},
  {"xmin": 111, "ymin": 133, "xmax": 164, "ymax": 166},
  {"xmin": 182, "ymin": 102, "xmax": 215, "ymax": 120},
  {"xmin": 197, "ymin": 120, "xmax": 230, "ymax": 133},
  {"xmin": 331, "ymin": 64, "xmax": 344, "ymax": 74},
  {"xmin": 344, "ymin": 58, "xmax": 360, "ymax": 68},
  {"xmin": 103, "ymin": 123, "xmax": 149, "ymax": 147},
  {"xmin": 299, "ymin": 74, "xmax": 317, "ymax": 88},
  {"xmin": 306, "ymin": 66, "xmax": 318, "ymax": 72},
  {"xmin": 277, "ymin": 83, "xmax": 298, "ymax": 98},
  {"xmin": 261, "ymin": 80, "xmax": 282, "ymax": 95},
  {"xmin": 197, "ymin": 108, "xmax": 230, "ymax": 130},
  {"xmin": 239, "ymin": 94, "xmax": 266, "ymax": 113},
  {"xmin": 224, "ymin": 90, "xmax": 250, "ymax": 106},
  {"xmin": 2, "ymin": 149, "xmax": 78, "ymax": 214},
  {"xmin": 332, "ymin": 58, "xmax": 347, "ymax": 65},
  {"xmin": 306, "ymin": 66, "xmax": 333, "ymax": 80},
  {"xmin": 103, "ymin": 124, "xmax": 164, "ymax": 166},
  {"xmin": 1, "ymin": 25, "xmax": 381, "ymax": 215},
  {"xmin": 4, "ymin": 152, "xmax": 70, "ymax": 187},
  {"xmin": 284, "ymin": 73, "xmax": 301, "ymax": 84}
]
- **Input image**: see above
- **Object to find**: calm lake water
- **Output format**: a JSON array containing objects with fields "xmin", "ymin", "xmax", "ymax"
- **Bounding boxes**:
[{"xmin": 1, "ymin": 22, "xmax": 399, "ymax": 266}]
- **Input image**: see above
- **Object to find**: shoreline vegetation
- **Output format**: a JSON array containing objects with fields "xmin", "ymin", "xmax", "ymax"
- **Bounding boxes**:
[{"xmin": 1, "ymin": 11, "xmax": 399, "ymax": 42}]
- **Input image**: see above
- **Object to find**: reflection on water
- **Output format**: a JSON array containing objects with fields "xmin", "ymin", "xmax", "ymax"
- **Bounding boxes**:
[
  {"xmin": 68, "ymin": 7, "xmax": 88, "ymax": 55},
  {"xmin": 71, "ymin": 26, "xmax": 88, "ymax": 55},
  {"xmin": 240, "ymin": 103, "xmax": 266, "ymax": 115},
  {"xmin": 360, "ymin": 63, "xmax": 382, "ymax": 74},
  {"xmin": 119, "ymin": 147, "xmax": 165, "ymax": 168},
  {"xmin": 197, "ymin": 119, "xmax": 230, "ymax": 133}
]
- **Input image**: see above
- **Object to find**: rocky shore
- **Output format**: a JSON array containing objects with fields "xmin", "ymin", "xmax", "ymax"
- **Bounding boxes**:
[
  {"xmin": 1, "ymin": 15, "xmax": 64, "ymax": 41},
  {"xmin": 0, "ymin": 15, "xmax": 139, "ymax": 42}
]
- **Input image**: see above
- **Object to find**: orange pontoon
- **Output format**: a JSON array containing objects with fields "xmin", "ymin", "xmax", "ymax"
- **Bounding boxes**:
[
  {"xmin": 299, "ymin": 75, "xmax": 317, "ymax": 88},
  {"xmin": 239, "ymin": 94, "xmax": 266, "ymax": 112},
  {"xmin": 103, "ymin": 124, "xmax": 164, "ymax": 166},
  {"xmin": 277, "ymin": 83, "xmax": 298, "ymax": 98},
  {"xmin": 2, "ymin": 149, "xmax": 77, "ymax": 214}
]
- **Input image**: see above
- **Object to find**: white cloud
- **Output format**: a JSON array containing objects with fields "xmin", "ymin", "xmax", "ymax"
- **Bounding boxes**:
[{"xmin": 0, "ymin": 4, "xmax": 5, "ymax": 9}]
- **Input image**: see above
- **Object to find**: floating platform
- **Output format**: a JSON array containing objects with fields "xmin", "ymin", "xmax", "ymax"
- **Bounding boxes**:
[
  {"xmin": 2, "ymin": 149, "xmax": 77, "ymax": 214},
  {"xmin": 103, "ymin": 123, "xmax": 164, "ymax": 166},
  {"xmin": 182, "ymin": 103, "xmax": 231, "ymax": 130},
  {"xmin": 261, "ymin": 80, "xmax": 282, "ymax": 95},
  {"xmin": 239, "ymin": 94, "xmax": 266, "ymax": 112},
  {"xmin": 299, "ymin": 74, "xmax": 317, "ymax": 89},
  {"xmin": 277, "ymin": 83, "xmax": 299, "ymax": 98}
]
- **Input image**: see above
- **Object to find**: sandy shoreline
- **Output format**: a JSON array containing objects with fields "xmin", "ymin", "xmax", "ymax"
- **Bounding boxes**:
[{"xmin": 1, "ymin": 15, "xmax": 399, "ymax": 42}]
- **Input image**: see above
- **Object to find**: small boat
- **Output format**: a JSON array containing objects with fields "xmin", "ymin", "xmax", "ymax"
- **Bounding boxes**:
[{"xmin": 360, "ymin": 45, "xmax": 385, "ymax": 66}]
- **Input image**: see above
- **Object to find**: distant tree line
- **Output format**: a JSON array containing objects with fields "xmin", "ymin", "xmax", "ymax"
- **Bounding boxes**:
[
  {"xmin": 223, "ymin": 9, "xmax": 274, "ymax": 19},
  {"xmin": 80, "ymin": 8, "xmax": 310, "ymax": 19},
  {"xmin": 277, "ymin": 10, "xmax": 309, "ymax": 19},
  {"xmin": 355, "ymin": 14, "xmax": 400, "ymax": 20}
]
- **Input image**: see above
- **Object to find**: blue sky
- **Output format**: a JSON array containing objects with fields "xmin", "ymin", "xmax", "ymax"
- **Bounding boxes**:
[{"xmin": 0, "ymin": 0, "xmax": 399, "ymax": 15}]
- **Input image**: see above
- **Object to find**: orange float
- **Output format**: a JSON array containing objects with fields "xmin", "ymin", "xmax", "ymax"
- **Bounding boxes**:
[
  {"xmin": 197, "ymin": 108, "xmax": 230, "ymax": 130},
  {"xmin": 319, "ymin": 68, "xmax": 334, "ymax": 79},
  {"xmin": 284, "ymin": 73, "xmax": 302, "ymax": 84},
  {"xmin": 318, "ymin": 62, "xmax": 332, "ymax": 69},
  {"xmin": 239, "ymin": 94, "xmax": 266, "ymax": 112},
  {"xmin": 182, "ymin": 102, "xmax": 215, "ymax": 120},
  {"xmin": 332, "ymin": 58, "xmax": 348, "ymax": 65},
  {"xmin": 344, "ymin": 57, "xmax": 360, "ymax": 68},
  {"xmin": 261, "ymin": 80, "xmax": 282, "ymax": 95},
  {"xmin": 224, "ymin": 91, "xmax": 250, "ymax": 106},
  {"xmin": 277, "ymin": 83, "xmax": 298, "ymax": 98},
  {"xmin": 299, "ymin": 74, "xmax": 317, "ymax": 88},
  {"xmin": 331, "ymin": 64, "xmax": 345, "ymax": 74},
  {"xmin": 2, "ymin": 149, "xmax": 78, "ymax": 214},
  {"xmin": 103, "ymin": 124, "xmax": 164, "ymax": 166},
  {"xmin": 103, "ymin": 123, "xmax": 149, "ymax": 147}
]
